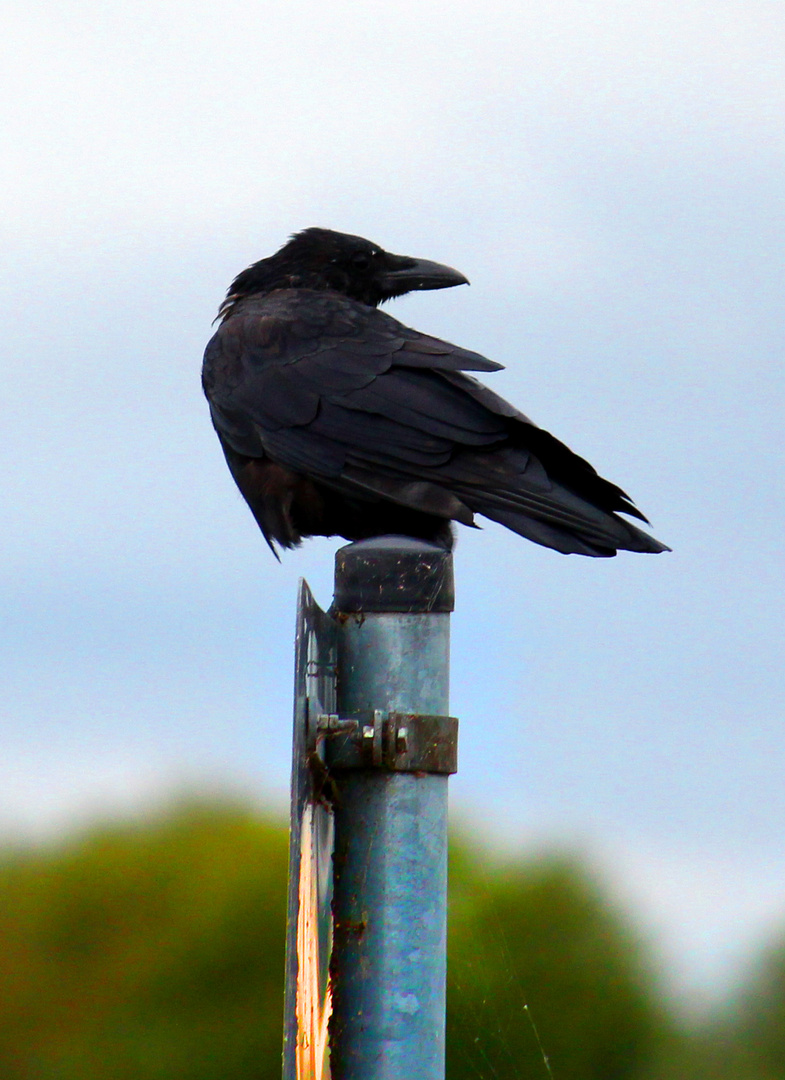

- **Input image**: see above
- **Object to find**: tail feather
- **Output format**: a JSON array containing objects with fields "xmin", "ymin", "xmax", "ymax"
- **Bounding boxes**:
[
  {"xmin": 478, "ymin": 500, "xmax": 669, "ymax": 556},
  {"xmin": 455, "ymin": 471, "xmax": 669, "ymax": 555}
]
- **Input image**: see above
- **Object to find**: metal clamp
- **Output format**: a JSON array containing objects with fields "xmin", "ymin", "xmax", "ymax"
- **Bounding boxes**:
[
  {"xmin": 315, "ymin": 713, "xmax": 358, "ymax": 736},
  {"xmin": 321, "ymin": 710, "xmax": 458, "ymax": 775}
]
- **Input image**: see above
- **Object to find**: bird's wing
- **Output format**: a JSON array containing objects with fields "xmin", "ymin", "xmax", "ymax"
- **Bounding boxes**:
[
  {"xmin": 204, "ymin": 289, "xmax": 665, "ymax": 555},
  {"xmin": 203, "ymin": 288, "xmax": 507, "ymax": 462}
]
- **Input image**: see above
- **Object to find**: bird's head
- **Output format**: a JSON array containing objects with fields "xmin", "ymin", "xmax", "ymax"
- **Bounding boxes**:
[{"xmin": 220, "ymin": 228, "xmax": 469, "ymax": 313}]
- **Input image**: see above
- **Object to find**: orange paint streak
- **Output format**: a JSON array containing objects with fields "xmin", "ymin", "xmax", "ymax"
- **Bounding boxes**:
[{"xmin": 296, "ymin": 804, "xmax": 332, "ymax": 1080}]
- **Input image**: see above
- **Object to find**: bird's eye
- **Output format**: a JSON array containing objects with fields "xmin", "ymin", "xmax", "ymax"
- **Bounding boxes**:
[{"xmin": 351, "ymin": 252, "xmax": 372, "ymax": 270}]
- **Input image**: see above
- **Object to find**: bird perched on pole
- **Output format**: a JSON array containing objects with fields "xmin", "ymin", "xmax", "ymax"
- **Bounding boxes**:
[{"xmin": 202, "ymin": 228, "xmax": 668, "ymax": 558}]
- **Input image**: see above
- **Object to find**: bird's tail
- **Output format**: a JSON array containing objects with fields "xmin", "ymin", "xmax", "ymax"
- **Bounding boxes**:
[
  {"xmin": 450, "ymin": 469, "xmax": 669, "ymax": 557},
  {"xmin": 480, "ymin": 502, "xmax": 669, "ymax": 556}
]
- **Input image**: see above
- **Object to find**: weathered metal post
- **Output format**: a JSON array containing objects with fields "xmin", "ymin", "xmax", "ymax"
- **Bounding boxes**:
[{"xmin": 327, "ymin": 536, "xmax": 457, "ymax": 1080}]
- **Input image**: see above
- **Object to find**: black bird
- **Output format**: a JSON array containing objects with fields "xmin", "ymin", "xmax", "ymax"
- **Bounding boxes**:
[{"xmin": 203, "ymin": 228, "xmax": 668, "ymax": 558}]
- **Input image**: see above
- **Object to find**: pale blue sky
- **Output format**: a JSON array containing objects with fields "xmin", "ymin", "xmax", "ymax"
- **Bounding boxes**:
[{"xmin": 2, "ymin": 0, "xmax": 784, "ymax": 1004}]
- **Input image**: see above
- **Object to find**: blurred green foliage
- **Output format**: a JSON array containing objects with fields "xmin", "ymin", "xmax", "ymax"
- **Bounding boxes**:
[
  {"xmin": 0, "ymin": 800, "xmax": 782, "ymax": 1080},
  {"xmin": 0, "ymin": 803, "xmax": 288, "ymax": 1080},
  {"xmin": 447, "ymin": 842, "xmax": 662, "ymax": 1080},
  {"xmin": 728, "ymin": 938, "xmax": 785, "ymax": 1080}
]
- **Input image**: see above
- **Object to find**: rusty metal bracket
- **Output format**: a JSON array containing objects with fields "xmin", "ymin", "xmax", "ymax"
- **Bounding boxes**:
[{"xmin": 322, "ymin": 710, "xmax": 458, "ymax": 775}]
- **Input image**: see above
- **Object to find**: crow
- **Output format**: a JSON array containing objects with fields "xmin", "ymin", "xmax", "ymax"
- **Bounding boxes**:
[{"xmin": 202, "ymin": 228, "xmax": 668, "ymax": 558}]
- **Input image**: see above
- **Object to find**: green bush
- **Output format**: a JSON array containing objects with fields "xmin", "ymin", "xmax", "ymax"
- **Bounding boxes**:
[
  {"xmin": 729, "ymin": 933, "xmax": 785, "ymax": 1080},
  {"xmin": 0, "ymin": 801, "xmax": 673, "ymax": 1079},
  {"xmin": 0, "ymin": 803, "xmax": 288, "ymax": 1080},
  {"xmin": 447, "ymin": 844, "xmax": 662, "ymax": 1080}
]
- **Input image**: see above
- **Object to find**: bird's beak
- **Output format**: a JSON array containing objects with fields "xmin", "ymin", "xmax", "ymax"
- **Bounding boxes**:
[{"xmin": 381, "ymin": 254, "xmax": 469, "ymax": 293}]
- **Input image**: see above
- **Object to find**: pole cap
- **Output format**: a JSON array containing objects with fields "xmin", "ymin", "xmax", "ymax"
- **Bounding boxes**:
[{"xmin": 333, "ymin": 536, "xmax": 455, "ymax": 613}]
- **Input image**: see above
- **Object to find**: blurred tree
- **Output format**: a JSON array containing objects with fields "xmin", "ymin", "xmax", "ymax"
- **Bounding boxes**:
[
  {"xmin": 0, "ymin": 801, "xmax": 676, "ymax": 1080},
  {"xmin": 0, "ymin": 801, "xmax": 289, "ymax": 1080},
  {"xmin": 730, "ymin": 931, "xmax": 785, "ymax": 1080},
  {"xmin": 446, "ymin": 843, "xmax": 664, "ymax": 1080}
]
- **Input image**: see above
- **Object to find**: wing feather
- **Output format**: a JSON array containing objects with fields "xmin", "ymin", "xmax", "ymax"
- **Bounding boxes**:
[{"xmin": 202, "ymin": 288, "xmax": 664, "ymax": 555}]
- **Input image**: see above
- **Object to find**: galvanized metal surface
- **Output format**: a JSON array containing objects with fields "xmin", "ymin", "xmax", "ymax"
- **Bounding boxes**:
[
  {"xmin": 330, "ymin": 772, "xmax": 448, "ymax": 1080},
  {"xmin": 329, "ymin": 541, "xmax": 452, "ymax": 1080}
]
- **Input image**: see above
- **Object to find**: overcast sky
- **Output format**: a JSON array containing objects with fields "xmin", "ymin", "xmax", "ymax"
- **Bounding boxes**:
[{"xmin": 2, "ymin": 0, "xmax": 784, "ymax": 1006}]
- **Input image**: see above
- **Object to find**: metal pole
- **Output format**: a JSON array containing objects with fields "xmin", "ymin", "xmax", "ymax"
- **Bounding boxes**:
[{"xmin": 327, "ymin": 537, "xmax": 456, "ymax": 1080}]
